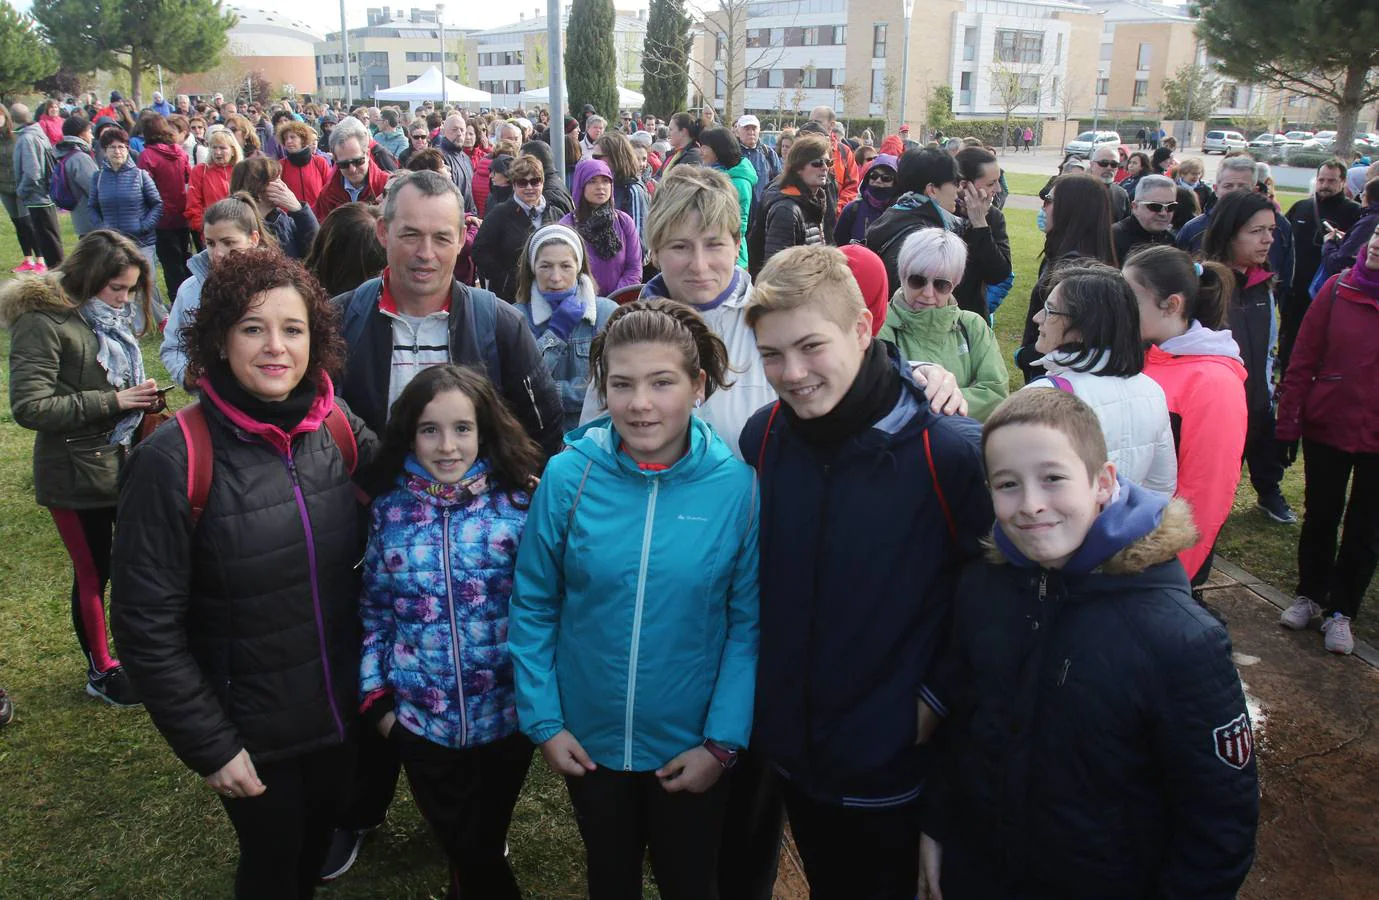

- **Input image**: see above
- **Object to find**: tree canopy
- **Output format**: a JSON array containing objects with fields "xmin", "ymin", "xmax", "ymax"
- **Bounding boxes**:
[
  {"xmin": 1160, "ymin": 63, "xmax": 1222, "ymax": 121},
  {"xmin": 565, "ymin": 0, "xmax": 619, "ymax": 124},
  {"xmin": 0, "ymin": 2, "xmax": 58, "ymax": 101},
  {"xmin": 1196, "ymin": 0, "xmax": 1379, "ymax": 153},
  {"xmin": 33, "ymin": 0, "xmax": 236, "ymax": 106},
  {"xmin": 643, "ymin": 0, "xmax": 691, "ymax": 120}
]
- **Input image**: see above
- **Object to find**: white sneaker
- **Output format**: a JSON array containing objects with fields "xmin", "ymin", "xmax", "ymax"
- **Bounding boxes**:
[
  {"xmin": 1279, "ymin": 596, "xmax": 1321, "ymax": 630},
  {"xmin": 1321, "ymin": 613, "xmax": 1355, "ymax": 655}
]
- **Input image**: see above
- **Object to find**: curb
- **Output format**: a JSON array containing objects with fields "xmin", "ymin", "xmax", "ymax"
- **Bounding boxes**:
[{"xmin": 1213, "ymin": 558, "xmax": 1379, "ymax": 669}]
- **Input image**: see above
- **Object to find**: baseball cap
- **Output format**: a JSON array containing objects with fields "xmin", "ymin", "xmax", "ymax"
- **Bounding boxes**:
[{"xmin": 735, "ymin": 114, "xmax": 761, "ymax": 129}]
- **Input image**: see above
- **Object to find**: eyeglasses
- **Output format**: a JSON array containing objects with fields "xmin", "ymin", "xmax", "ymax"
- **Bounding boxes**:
[
  {"xmin": 1042, "ymin": 299, "xmax": 1070, "ymax": 318},
  {"xmin": 514, "ymin": 177, "xmax": 543, "ymax": 188},
  {"xmin": 1092, "ymin": 159, "xmax": 1120, "ymax": 168},
  {"xmin": 337, "ymin": 156, "xmax": 368, "ymax": 170},
  {"xmin": 906, "ymin": 274, "xmax": 954, "ymax": 294},
  {"xmin": 867, "ymin": 171, "xmax": 896, "ymax": 184},
  {"xmin": 1140, "ymin": 201, "xmax": 1180, "ymax": 213},
  {"xmin": 806, "ymin": 158, "xmax": 833, "ymax": 169},
  {"xmin": 410, "ymin": 133, "xmax": 428, "ymax": 141}
]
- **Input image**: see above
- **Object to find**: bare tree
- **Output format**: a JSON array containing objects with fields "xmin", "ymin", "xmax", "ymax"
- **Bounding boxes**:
[
  {"xmin": 835, "ymin": 80, "xmax": 859, "ymax": 119},
  {"xmin": 988, "ymin": 58, "xmax": 1038, "ymax": 152},
  {"xmin": 1054, "ymin": 76, "xmax": 1085, "ymax": 150},
  {"xmin": 882, "ymin": 70, "xmax": 898, "ymax": 132},
  {"xmin": 677, "ymin": 0, "xmax": 792, "ymax": 122},
  {"xmin": 789, "ymin": 63, "xmax": 814, "ymax": 125},
  {"xmin": 774, "ymin": 87, "xmax": 788, "ymax": 128}
]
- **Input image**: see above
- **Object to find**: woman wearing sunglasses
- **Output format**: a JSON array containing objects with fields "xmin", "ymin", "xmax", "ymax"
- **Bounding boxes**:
[
  {"xmin": 751, "ymin": 133, "xmax": 836, "ymax": 272},
  {"xmin": 835, "ymin": 153, "xmax": 899, "ymax": 245},
  {"xmin": 475, "ymin": 154, "xmax": 565, "ymax": 301},
  {"xmin": 877, "ymin": 229, "xmax": 1009, "ymax": 421}
]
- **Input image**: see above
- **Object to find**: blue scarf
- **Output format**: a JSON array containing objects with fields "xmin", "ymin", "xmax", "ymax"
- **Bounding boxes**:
[{"xmin": 79, "ymin": 297, "xmax": 145, "ymax": 446}]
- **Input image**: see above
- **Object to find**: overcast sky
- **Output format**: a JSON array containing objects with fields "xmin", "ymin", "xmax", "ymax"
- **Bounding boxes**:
[{"xmin": 14, "ymin": 0, "xmax": 648, "ymax": 35}]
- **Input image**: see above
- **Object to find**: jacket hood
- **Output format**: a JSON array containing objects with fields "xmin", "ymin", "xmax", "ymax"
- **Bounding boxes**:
[
  {"xmin": 562, "ymin": 413, "xmax": 736, "ymax": 481},
  {"xmin": 642, "ymin": 267, "xmax": 753, "ymax": 309},
  {"xmin": 187, "ymin": 248, "xmax": 212, "ymax": 282},
  {"xmin": 571, "ymin": 157, "xmax": 614, "ymax": 201},
  {"xmin": 0, "ymin": 273, "xmax": 73, "ymax": 326},
  {"xmin": 860, "ymin": 154, "xmax": 898, "ymax": 181},
  {"xmin": 141, "ymin": 142, "xmax": 183, "ymax": 162},
  {"xmin": 866, "ymin": 194, "xmax": 946, "ymax": 248},
  {"xmin": 525, "ymin": 273, "xmax": 600, "ymax": 326},
  {"xmin": 883, "ymin": 288, "xmax": 963, "ymax": 332},
  {"xmin": 1156, "ymin": 320, "xmax": 1243, "ymax": 362},
  {"xmin": 55, "ymin": 136, "xmax": 92, "ymax": 155},
  {"xmin": 989, "ymin": 478, "xmax": 1197, "ymax": 575},
  {"xmin": 723, "ymin": 156, "xmax": 759, "ymax": 188},
  {"xmin": 879, "ymin": 135, "xmax": 904, "ymax": 156}
]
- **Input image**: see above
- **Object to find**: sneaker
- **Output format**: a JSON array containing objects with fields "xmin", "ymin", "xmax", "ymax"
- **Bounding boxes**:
[
  {"xmin": 11, "ymin": 260, "xmax": 36, "ymax": 273},
  {"xmin": 1257, "ymin": 492, "xmax": 1298, "ymax": 524},
  {"xmin": 319, "ymin": 828, "xmax": 368, "ymax": 882},
  {"xmin": 33, "ymin": 260, "xmax": 47, "ymax": 273},
  {"xmin": 0, "ymin": 688, "xmax": 13, "ymax": 727},
  {"xmin": 1280, "ymin": 596, "xmax": 1322, "ymax": 630},
  {"xmin": 1321, "ymin": 613, "xmax": 1355, "ymax": 655},
  {"xmin": 85, "ymin": 667, "xmax": 142, "ymax": 708}
]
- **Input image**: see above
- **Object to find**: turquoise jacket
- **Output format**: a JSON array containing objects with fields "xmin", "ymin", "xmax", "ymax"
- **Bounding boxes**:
[{"xmin": 510, "ymin": 415, "xmax": 760, "ymax": 771}]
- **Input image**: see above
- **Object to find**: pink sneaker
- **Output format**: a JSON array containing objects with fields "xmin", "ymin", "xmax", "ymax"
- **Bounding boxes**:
[
  {"xmin": 33, "ymin": 260, "xmax": 47, "ymax": 273},
  {"xmin": 11, "ymin": 260, "xmax": 37, "ymax": 273}
]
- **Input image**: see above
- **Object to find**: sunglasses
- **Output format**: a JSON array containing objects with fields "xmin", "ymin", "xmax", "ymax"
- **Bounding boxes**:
[
  {"xmin": 1140, "ymin": 201, "xmax": 1180, "ymax": 213},
  {"xmin": 906, "ymin": 274, "xmax": 954, "ymax": 294},
  {"xmin": 410, "ymin": 133, "xmax": 428, "ymax": 141},
  {"xmin": 514, "ymin": 177, "xmax": 543, "ymax": 188},
  {"xmin": 1092, "ymin": 159, "xmax": 1120, "ymax": 168},
  {"xmin": 337, "ymin": 156, "xmax": 368, "ymax": 170},
  {"xmin": 867, "ymin": 171, "xmax": 895, "ymax": 184},
  {"xmin": 806, "ymin": 158, "xmax": 833, "ymax": 169}
]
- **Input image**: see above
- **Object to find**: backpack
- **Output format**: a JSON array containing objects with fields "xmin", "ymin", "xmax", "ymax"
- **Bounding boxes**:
[
  {"xmin": 174, "ymin": 401, "xmax": 358, "ymax": 526},
  {"xmin": 50, "ymin": 147, "xmax": 82, "ymax": 210}
]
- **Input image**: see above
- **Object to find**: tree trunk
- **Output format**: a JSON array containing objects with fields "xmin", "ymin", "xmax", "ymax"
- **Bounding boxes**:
[
  {"xmin": 128, "ymin": 47, "xmax": 142, "ymax": 109},
  {"xmin": 1331, "ymin": 62, "xmax": 1369, "ymax": 157}
]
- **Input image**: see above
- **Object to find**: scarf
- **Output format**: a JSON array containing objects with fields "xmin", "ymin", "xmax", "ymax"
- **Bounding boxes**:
[
  {"xmin": 575, "ymin": 202, "xmax": 624, "ymax": 260},
  {"xmin": 284, "ymin": 146, "xmax": 314, "ymax": 168},
  {"xmin": 783, "ymin": 339, "xmax": 902, "ymax": 448},
  {"xmin": 205, "ymin": 359, "xmax": 316, "ymax": 433},
  {"xmin": 1345, "ymin": 257, "xmax": 1379, "ymax": 295},
  {"xmin": 402, "ymin": 455, "xmax": 491, "ymax": 505},
  {"xmin": 79, "ymin": 298, "xmax": 145, "ymax": 446}
]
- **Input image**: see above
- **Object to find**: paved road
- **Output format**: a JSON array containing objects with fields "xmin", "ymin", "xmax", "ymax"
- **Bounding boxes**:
[{"xmin": 993, "ymin": 146, "xmax": 1228, "ymax": 180}]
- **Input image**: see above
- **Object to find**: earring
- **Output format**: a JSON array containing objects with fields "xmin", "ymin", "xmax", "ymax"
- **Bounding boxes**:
[{"xmin": 694, "ymin": 398, "xmax": 703, "ymax": 409}]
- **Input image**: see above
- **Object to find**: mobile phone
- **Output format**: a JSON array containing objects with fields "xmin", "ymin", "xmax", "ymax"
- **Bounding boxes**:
[{"xmin": 157, "ymin": 383, "xmax": 179, "ymax": 395}]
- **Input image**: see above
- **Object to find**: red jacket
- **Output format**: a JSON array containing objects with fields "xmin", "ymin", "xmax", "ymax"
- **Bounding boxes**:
[
  {"xmin": 280, "ymin": 153, "xmax": 332, "ymax": 209},
  {"xmin": 1276, "ymin": 271, "xmax": 1379, "ymax": 454},
  {"xmin": 312, "ymin": 163, "xmax": 391, "ymax": 221},
  {"xmin": 1143, "ymin": 330, "xmax": 1248, "ymax": 579},
  {"xmin": 39, "ymin": 114, "xmax": 63, "ymax": 146},
  {"xmin": 137, "ymin": 142, "xmax": 191, "ymax": 229},
  {"xmin": 830, "ymin": 133, "xmax": 859, "ymax": 214},
  {"xmin": 185, "ymin": 162, "xmax": 233, "ymax": 232},
  {"xmin": 472, "ymin": 153, "xmax": 493, "ymax": 215}
]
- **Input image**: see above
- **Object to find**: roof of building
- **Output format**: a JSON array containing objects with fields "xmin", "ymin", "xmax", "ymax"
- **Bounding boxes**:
[
  {"xmin": 473, "ymin": 11, "xmax": 647, "ymax": 38},
  {"xmin": 226, "ymin": 5, "xmax": 325, "ymax": 40},
  {"xmin": 1097, "ymin": 0, "xmax": 1197, "ymax": 23}
]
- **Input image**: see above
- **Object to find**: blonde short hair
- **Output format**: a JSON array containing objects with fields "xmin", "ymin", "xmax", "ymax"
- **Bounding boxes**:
[
  {"xmin": 1175, "ymin": 157, "xmax": 1203, "ymax": 179},
  {"xmin": 645, "ymin": 166, "xmax": 743, "ymax": 253},
  {"xmin": 206, "ymin": 128, "xmax": 244, "ymax": 166},
  {"xmin": 747, "ymin": 244, "xmax": 865, "ymax": 332}
]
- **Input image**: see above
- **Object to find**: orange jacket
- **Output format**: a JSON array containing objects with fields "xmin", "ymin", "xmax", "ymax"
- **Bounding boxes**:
[
  {"xmin": 830, "ymin": 133, "xmax": 859, "ymax": 214},
  {"xmin": 185, "ymin": 162, "xmax": 233, "ymax": 232}
]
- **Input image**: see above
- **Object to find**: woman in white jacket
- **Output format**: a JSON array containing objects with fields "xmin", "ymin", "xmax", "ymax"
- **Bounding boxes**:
[{"xmin": 1026, "ymin": 261, "xmax": 1178, "ymax": 497}]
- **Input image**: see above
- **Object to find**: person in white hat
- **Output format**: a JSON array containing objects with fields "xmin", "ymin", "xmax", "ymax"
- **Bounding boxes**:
[{"xmin": 735, "ymin": 114, "xmax": 780, "ymax": 202}]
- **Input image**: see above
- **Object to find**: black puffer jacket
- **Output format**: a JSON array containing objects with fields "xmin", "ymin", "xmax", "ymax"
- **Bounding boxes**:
[
  {"xmin": 473, "ymin": 198, "xmax": 564, "ymax": 301},
  {"xmin": 111, "ymin": 376, "xmax": 378, "ymax": 776}
]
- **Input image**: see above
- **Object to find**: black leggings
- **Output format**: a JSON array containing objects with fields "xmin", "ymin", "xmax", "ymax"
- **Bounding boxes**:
[
  {"xmin": 1, "ymin": 191, "xmax": 38, "ymax": 256},
  {"xmin": 155, "ymin": 227, "xmax": 192, "ymax": 299},
  {"xmin": 1297, "ymin": 440, "xmax": 1379, "ymax": 620},
  {"xmin": 48, "ymin": 506, "xmax": 118, "ymax": 675},
  {"xmin": 24, "ymin": 205, "xmax": 64, "ymax": 266}
]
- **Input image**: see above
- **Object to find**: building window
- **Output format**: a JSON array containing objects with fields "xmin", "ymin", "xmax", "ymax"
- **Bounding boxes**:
[
  {"xmin": 802, "ymin": 68, "xmax": 833, "ymax": 88},
  {"xmin": 768, "ymin": 69, "xmax": 783, "ymax": 88},
  {"xmin": 716, "ymin": 32, "xmax": 725, "ymax": 59},
  {"xmin": 715, "ymin": 71, "xmax": 726, "ymax": 99},
  {"xmin": 803, "ymin": 26, "xmax": 819, "ymax": 46},
  {"xmin": 995, "ymin": 29, "xmax": 1043, "ymax": 64},
  {"xmin": 1137, "ymin": 42, "xmax": 1151, "ymax": 69},
  {"xmin": 1132, "ymin": 78, "xmax": 1149, "ymax": 106},
  {"xmin": 747, "ymin": 28, "xmax": 763, "ymax": 48},
  {"xmin": 873, "ymin": 24, "xmax": 886, "ymax": 58},
  {"xmin": 962, "ymin": 26, "xmax": 977, "ymax": 61},
  {"xmin": 1221, "ymin": 83, "xmax": 1239, "ymax": 107},
  {"xmin": 834, "ymin": 25, "xmax": 846, "ymax": 44},
  {"xmin": 959, "ymin": 71, "xmax": 972, "ymax": 106},
  {"xmin": 1055, "ymin": 33, "xmax": 1063, "ymax": 65},
  {"xmin": 1096, "ymin": 77, "xmax": 1109, "ymax": 97},
  {"xmin": 871, "ymin": 68, "xmax": 885, "ymax": 102},
  {"xmin": 1099, "ymin": 42, "xmax": 1113, "ymax": 61}
]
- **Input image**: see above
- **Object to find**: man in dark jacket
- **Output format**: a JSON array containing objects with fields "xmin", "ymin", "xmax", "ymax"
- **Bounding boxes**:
[
  {"xmin": 1278, "ymin": 159, "xmax": 1362, "ymax": 371},
  {"xmin": 1113, "ymin": 174, "xmax": 1178, "ymax": 264},
  {"xmin": 736, "ymin": 114, "xmax": 780, "ymax": 201},
  {"xmin": 1091, "ymin": 144, "xmax": 1132, "ymax": 221},
  {"xmin": 866, "ymin": 147, "xmax": 1012, "ymax": 318},
  {"xmin": 322, "ymin": 170, "xmax": 562, "ymax": 879},
  {"xmin": 433, "ymin": 113, "xmax": 477, "ymax": 213}
]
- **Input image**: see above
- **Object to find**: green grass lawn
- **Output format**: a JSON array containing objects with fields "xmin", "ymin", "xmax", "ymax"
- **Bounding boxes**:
[{"xmin": 1, "ymin": 201, "xmax": 1372, "ymax": 895}]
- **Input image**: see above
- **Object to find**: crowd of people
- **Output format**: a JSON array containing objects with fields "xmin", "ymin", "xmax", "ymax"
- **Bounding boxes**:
[{"xmin": 4, "ymin": 87, "xmax": 1379, "ymax": 899}]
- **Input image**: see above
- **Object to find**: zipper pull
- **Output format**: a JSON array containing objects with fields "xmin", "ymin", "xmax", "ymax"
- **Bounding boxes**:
[
  {"xmin": 1038, "ymin": 572, "xmax": 1048, "ymax": 601},
  {"xmin": 1057, "ymin": 658, "xmax": 1071, "ymax": 687}
]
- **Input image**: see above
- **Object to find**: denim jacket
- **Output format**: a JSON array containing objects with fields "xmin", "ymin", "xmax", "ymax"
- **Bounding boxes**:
[{"xmin": 518, "ymin": 276, "xmax": 617, "ymax": 433}]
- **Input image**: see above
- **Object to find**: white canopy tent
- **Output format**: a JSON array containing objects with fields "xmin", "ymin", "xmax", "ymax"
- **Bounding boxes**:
[
  {"xmin": 374, "ymin": 67, "xmax": 491, "ymax": 105},
  {"xmin": 517, "ymin": 84, "xmax": 645, "ymax": 109}
]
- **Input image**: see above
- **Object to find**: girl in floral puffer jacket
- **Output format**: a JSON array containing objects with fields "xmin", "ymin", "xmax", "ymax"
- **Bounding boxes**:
[{"xmin": 358, "ymin": 364, "xmax": 544, "ymax": 899}]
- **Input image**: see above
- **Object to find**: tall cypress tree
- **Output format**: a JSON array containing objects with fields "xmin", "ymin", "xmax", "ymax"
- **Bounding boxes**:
[
  {"xmin": 642, "ymin": 0, "xmax": 690, "ymax": 120},
  {"xmin": 565, "ymin": 0, "xmax": 619, "ymax": 124}
]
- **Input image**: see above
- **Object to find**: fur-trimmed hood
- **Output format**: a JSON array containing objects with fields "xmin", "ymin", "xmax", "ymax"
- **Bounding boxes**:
[
  {"xmin": 0, "ymin": 273, "xmax": 74, "ymax": 328},
  {"xmin": 985, "ymin": 482, "xmax": 1197, "ymax": 576}
]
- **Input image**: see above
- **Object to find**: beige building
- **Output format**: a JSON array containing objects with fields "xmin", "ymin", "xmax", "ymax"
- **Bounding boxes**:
[{"xmin": 315, "ymin": 6, "xmax": 461, "ymax": 102}]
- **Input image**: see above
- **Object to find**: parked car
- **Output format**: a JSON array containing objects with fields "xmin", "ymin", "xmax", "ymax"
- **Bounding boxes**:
[
  {"xmin": 1063, "ymin": 130, "xmax": 1121, "ymax": 158},
  {"xmin": 1249, "ymin": 133, "xmax": 1300, "ymax": 149},
  {"xmin": 1310, "ymin": 130, "xmax": 1337, "ymax": 149},
  {"xmin": 1203, "ymin": 130, "xmax": 1248, "ymax": 154},
  {"xmin": 1283, "ymin": 131, "xmax": 1315, "ymax": 142}
]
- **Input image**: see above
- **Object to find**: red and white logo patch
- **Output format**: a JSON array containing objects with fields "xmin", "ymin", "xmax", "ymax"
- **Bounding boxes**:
[{"xmin": 1213, "ymin": 712, "xmax": 1254, "ymax": 770}]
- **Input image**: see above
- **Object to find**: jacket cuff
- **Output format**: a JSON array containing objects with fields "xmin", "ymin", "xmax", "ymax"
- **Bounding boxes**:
[
  {"xmin": 918, "ymin": 684, "xmax": 949, "ymax": 719},
  {"xmin": 360, "ymin": 689, "xmax": 393, "ymax": 727},
  {"xmin": 525, "ymin": 721, "xmax": 564, "ymax": 746}
]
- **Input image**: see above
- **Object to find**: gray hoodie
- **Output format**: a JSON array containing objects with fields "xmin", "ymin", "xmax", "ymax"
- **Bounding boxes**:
[
  {"xmin": 13, "ymin": 122, "xmax": 54, "ymax": 208},
  {"xmin": 54, "ymin": 136, "xmax": 100, "ymax": 235},
  {"xmin": 160, "ymin": 249, "xmax": 211, "ymax": 386}
]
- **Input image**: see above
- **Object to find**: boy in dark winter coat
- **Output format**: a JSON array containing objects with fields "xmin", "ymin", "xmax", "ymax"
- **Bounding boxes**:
[{"xmin": 921, "ymin": 389, "xmax": 1259, "ymax": 900}]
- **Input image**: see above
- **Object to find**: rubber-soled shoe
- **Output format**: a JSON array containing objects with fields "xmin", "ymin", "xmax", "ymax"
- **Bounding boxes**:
[
  {"xmin": 85, "ymin": 667, "xmax": 142, "ymax": 708},
  {"xmin": 319, "ymin": 828, "xmax": 368, "ymax": 882},
  {"xmin": 11, "ymin": 260, "xmax": 37, "ymax": 273},
  {"xmin": 1279, "ymin": 596, "xmax": 1321, "ymax": 630},
  {"xmin": 1257, "ymin": 492, "xmax": 1298, "ymax": 524},
  {"xmin": 1321, "ymin": 613, "xmax": 1355, "ymax": 655}
]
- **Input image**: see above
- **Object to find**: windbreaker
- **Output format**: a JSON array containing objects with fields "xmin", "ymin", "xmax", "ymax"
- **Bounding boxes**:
[{"xmin": 509, "ymin": 415, "xmax": 760, "ymax": 770}]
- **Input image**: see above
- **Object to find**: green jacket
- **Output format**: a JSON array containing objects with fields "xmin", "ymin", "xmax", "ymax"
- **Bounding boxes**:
[
  {"xmin": 716, "ymin": 158, "xmax": 758, "ymax": 268},
  {"xmin": 877, "ymin": 290, "xmax": 1010, "ymax": 422},
  {"xmin": 3, "ymin": 274, "xmax": 129, "ymax": 508}
]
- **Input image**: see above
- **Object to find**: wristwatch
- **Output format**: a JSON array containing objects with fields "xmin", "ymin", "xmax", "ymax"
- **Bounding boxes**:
[{"xmin": 703, "ymin": 739, "xmax": 740, "ymax": 769}]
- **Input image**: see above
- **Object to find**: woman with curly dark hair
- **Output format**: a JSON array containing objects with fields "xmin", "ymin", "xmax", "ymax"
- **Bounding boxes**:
[{"xmin": 111, "ymin": 248, "xmax": 379, "ymax": 898}]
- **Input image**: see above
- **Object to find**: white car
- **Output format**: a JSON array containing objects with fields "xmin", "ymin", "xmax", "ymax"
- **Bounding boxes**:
[
  {"xmin": 1203, "ymin": 130, "xmax": 1247, "ymax": 154},
  {"xmin": 1063, "ymin": 130, "xmax": 1121, "ymax": 158},
  {"xmin": 1249, "ymin": 133, "xmax": 1299, "ymax": 149},
  {"xmin": 1283, "ymin": 130, "xmax": 1314, "ymax": 142}
]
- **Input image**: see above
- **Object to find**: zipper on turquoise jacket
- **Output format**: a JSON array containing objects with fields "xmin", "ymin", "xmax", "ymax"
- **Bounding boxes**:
[{"xmin": 623, "ymin": 478, "xmax": 659, "ymax": 770}]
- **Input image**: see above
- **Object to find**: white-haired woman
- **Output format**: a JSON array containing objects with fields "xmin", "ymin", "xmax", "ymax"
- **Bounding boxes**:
[{"xmin": 876, "ymin": 228, "xmax": 1009, "ymax": 422}]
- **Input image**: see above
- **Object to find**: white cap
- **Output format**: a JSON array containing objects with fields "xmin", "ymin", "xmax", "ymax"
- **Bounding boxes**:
[{"xmin": 735, "ymin": 114, "xmax": 761, "ymax": 129}]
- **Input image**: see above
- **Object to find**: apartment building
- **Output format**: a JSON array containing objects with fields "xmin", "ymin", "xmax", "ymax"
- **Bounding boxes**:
[{"xmin": 315, "ymin": 6, "xmax": 466, "ymax": 102}]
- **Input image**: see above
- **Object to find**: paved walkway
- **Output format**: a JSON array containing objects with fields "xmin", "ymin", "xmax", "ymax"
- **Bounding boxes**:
[{"xmin": 770, "ymin": 560, "xmax": 1379, "ymax": 899}]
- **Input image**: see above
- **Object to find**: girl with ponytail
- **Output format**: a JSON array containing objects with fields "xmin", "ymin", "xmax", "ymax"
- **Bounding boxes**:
[
  {"xmin": 509, "ymin": 297, "xmax": 760, "ymax": 900},
  {"xmin": 1123, "ymin": 245, "xmax": 1247, "ymax": 584},
  {"xmin": 160, "ymin": 192, "xmax": 278, "ymax": 387}
]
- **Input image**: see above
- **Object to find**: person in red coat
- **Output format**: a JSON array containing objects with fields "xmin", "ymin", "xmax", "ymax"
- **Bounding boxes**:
[
  {"xmin": 312, "ymin": 121, "xmax": 391, "ymax": 222},
  {"xmin": 1274, "ymin": 228, "xmax": 1379, "ymax": 655},
  {"xmin": 277, "ymin": 119, "xmax": 332, "ymax": 209},
  {"xmin": 186, "ymin": 129, "xmax": 241, "ymax": 233},
  {"xmin": 137, "ymin": 115, "xmax": 194, "ymax": 298}
]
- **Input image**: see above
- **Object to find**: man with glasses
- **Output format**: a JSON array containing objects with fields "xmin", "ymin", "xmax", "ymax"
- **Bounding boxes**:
[
  {"xmin": 1113, "ymin": 175, "xmax": 1179, "ymax": 263},
  {"xmin": 1090, "ymin": 145, "xmax": 1131, "ymax": 221},
  {"xmin": 312, "ymin": 116, "xmax": 391, "ymax": 220},
  {"xmin": 1177, "ymin": 154, "xmax": 1294, "ymax": 285},
  {"xmin": 399, "ymin": 123, "xmax": 431, "ymax": 167}
]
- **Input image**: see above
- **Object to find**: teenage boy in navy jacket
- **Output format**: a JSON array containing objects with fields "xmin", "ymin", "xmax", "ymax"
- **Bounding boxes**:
[
  {"xmin": 740, "ymin": 245, "xmax": 992, "ymax": 898},
  {"xmin": 921, "ymin": 389, "xmax": 1258, "ymax": 899}
]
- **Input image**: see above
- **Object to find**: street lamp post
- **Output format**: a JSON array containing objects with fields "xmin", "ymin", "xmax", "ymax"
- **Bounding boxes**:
[
  {"xmin": 439, "ymin": 4, "xmax": 447, "ymax": 109},
  {"xmin": 339, "ymin": 0, "xmax": 351, "ymax": 106},
  {"xmin": 548, "ymin": 0, "xmax": 565, "ymax": 177},
  {"xmin": 899, "ymin": 0, "xmax": 914, "ymax": 134}
]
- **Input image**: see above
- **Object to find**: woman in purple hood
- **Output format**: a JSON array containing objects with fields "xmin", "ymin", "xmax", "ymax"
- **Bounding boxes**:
[
  {"xmin": 559, "ymin": 157, "xmax": 643, "ymax": 296},
  {"xmin": 835, "ymin": 154, "xmax": 899, "ymax": 245}
]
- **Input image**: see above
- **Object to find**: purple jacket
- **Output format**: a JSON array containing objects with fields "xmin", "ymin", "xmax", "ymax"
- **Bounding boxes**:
[
  {"xmin": 559, "ymin": 158, "xmax": 642, "ymax": 295},
  {"xmin": 835, "ymin": 154, "xmax": 898, "ymax": 245}
]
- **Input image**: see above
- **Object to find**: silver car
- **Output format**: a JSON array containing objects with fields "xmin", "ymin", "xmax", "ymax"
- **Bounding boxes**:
[
  {"xmin": 1203, "ymin": 130, "xmax": 1247, "ymax": 154},
  {"xmin": 1063, "ymin": 130, "xmax": 1121, "ymax": 158}
]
